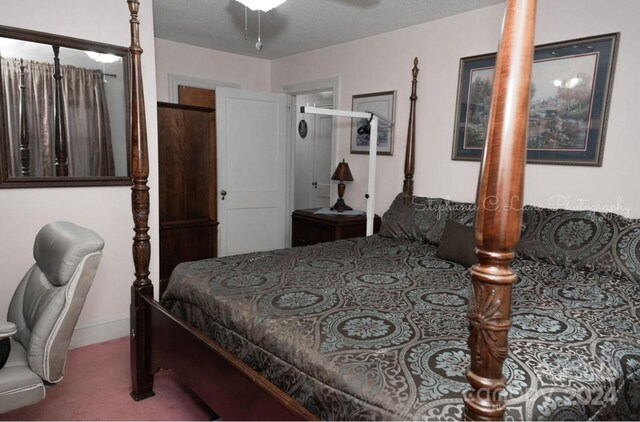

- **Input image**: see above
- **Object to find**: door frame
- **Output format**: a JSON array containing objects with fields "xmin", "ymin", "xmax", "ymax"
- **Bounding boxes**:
[{"xmin": 282, "ymin": 77, "xmax": 340, "ymax": 244}]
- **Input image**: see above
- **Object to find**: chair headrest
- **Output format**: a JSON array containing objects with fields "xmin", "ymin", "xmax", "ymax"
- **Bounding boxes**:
[{"xmin": 33, "ymin": 221, "xmax": 105, "ymax": 287}]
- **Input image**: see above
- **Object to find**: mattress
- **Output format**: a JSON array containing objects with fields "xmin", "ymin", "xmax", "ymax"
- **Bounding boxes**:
[{"xmin": 162, "ymin": 235, "xmax": 640, "ymax": 420}]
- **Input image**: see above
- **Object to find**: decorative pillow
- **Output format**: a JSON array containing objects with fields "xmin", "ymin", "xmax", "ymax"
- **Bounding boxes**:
[
  {"xmin": 517, "ymin": 205, "xmax": 640, "ymax": 282},
  {"xmin": 379, "ymin": 193, "xmax": 450, "ymax": 244},
  {"xmin": 446, "ymin": 200, "xmax": 476, "ymax": 227},
  {"xmin": 379, "ymin": 194, "xmax": 477, "ymax": 244},
  {"xmin": 436, "ymin": 220, "xmax": 478, "ymax": 267},
  {"xmin": 0, "ymin": 338, "xmax": 9, "ymax": 369}
]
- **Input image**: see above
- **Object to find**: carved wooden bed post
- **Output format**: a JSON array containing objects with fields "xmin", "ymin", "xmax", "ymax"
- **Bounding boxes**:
[
  {"xmin": 403, "ymin": 57, "xmax": 418, "ymax": 195},
  {"xmin": 18, "ymin": 59, "xmax": 29, "ymax": 176},
  {"xmin": 52, "ymin": 45, "xmax": 69, "ymax": 176},
  {"xmin": 127, "ymin": 0, "xmax": 155, "ymax": 401},
  {"xmin": 464, "ymin": 0, "xmax": 536, "ymax": 420}
]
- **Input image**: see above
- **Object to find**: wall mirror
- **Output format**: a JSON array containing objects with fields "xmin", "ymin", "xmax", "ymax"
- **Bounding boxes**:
[{"xmin": 0, "ymin": 25, "xmax": 130, "ymax": 187}]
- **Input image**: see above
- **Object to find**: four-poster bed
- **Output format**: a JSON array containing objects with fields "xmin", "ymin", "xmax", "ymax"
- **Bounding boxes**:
[{"xmin": 128, "ymin": 0, "xmax": 640, "ymax": 420}]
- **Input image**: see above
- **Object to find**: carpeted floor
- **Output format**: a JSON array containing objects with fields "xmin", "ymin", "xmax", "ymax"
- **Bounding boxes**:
[{"xmin": 0, "ymin": 337, "xmax": 213, "ymax": 421}]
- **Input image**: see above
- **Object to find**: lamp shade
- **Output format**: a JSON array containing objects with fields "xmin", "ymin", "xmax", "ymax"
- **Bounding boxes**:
[
  {"xmin": 331, "ymin": 160, "xmax": 354, "ymax": 182},
  {"xmin": 236, "ymin": 0, "xmax": 287, "ymax": 12}
]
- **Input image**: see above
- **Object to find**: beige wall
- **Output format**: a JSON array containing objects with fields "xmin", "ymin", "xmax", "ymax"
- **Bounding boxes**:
[
  {"xmin": 271, "ymin": 0, "xmax": 640, "ymax": 218},
  {"xmin": 155, "ymin": 38, "xmax": 271, "ymax": 101},
  {"xmin": 0, "ymin": 0, "xmax": 159, "ymax": 347}
]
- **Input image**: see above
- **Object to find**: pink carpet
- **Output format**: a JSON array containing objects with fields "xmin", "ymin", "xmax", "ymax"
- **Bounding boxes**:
[{"xmin": 0, "ymin": 337, "xmax": 213, "ymax": 421}]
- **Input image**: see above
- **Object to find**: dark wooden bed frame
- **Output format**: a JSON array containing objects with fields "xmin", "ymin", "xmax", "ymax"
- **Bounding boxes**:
[{"xmin": 128, "ymin": 0, "xmax": 537, "ymax": 419}]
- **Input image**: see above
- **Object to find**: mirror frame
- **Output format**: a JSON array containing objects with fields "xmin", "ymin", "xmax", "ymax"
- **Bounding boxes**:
[{"xmin": 0, "ymin": 25, "xmax": 131, "ymax": 188}]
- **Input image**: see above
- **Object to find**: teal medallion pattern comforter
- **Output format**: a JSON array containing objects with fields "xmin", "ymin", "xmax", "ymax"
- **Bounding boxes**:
[{"xmin": 162, "ymin": 235, "xmax": 640, "ymax": 420}]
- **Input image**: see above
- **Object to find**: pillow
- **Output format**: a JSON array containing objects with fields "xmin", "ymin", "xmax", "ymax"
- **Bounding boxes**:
[
  {"xmin": 436, "ymin": 220, "xmax": 478, "ymax": 267},
  {"xmin": 516, "ymin": 205, "xmax": 640, "ymax": 282},
  {"xmin": 379, "ymin": 193, "xmax": 450, "ymax": 244},
  {"xmin": 446, "ymin": 200, "xmax": 476, "ymax": 227}
]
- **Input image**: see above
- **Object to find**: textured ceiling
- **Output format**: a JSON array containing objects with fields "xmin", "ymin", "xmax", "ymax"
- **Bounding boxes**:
[{"xmin": 153, "ymin": 0, "xmax": 505, "ymax": 59}]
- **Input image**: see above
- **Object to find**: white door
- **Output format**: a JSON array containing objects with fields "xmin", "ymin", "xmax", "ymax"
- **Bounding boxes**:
[
  {"xmin": 216, "ymin": 87, "xmax": 288, "ymax": 256},
  {"xmin": 311, "ymin": 114, "xmax": 333, "ymax": 207},
  {"xmin": 294, "ymin": 112, "xmax": 313, "ymax": 210}
]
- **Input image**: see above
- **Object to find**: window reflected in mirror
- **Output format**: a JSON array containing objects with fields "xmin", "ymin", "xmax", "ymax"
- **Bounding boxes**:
[{"xmin": 0, "ymin": 26, "xmax": 130, "ymax": 187}]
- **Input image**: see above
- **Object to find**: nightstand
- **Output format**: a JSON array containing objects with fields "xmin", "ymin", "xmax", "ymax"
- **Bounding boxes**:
[{"xmin": 292, "ymin": 209, "xmax": 381, "ymax": 247}]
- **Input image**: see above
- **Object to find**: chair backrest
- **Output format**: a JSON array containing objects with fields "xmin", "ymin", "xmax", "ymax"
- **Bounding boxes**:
[{"xmin": 7, "ymin": 221, "xmax": 104, "ymax": 383}]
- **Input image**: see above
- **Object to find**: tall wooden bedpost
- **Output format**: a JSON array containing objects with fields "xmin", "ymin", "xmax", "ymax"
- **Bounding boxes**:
[
  {"xmin": 464, "ymin": 0, "xmax": 536, "ymax": 420},
  {"xmin": 52, "ymin": 45, "xmax": 69, "ymax": 176},
  {"xmin": 403, "ymin": 57, "xmax": 418, "ymax": 195},
  {"xmin": 128, "ymin": 0, "xmax": 154, "ymax": 401},
  {"xmin": 18, "ymin": 59, "xmax": 29, "ymax": 176}
]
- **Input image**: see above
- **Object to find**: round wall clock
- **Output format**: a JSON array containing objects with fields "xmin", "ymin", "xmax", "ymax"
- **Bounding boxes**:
[{"xmin": 298, "ymin": 119, "xmax": 308, "ymax": 138}]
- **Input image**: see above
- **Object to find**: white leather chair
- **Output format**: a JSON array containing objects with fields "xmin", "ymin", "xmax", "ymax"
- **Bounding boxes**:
[{"xmin": 0, "ymin": 222, "xmax": 104, "ymax": 414}]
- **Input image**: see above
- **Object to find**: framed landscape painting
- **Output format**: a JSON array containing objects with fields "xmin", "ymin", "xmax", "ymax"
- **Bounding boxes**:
[
  {"xmin": 351, "ymin": 91, "xmax": 396, "ymax": 155},
  {"xmin": 452, "ymin": 33, "xmax": 619, "ymax": 166}
]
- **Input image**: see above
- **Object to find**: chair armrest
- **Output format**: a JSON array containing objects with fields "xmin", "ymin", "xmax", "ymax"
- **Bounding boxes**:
[{"xmin": 0, "ymin": 321, "xmax": 17, "ymax": 340}]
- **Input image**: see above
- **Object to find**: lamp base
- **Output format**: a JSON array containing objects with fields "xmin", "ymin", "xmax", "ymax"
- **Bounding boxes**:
[{"xmin": 331, "ymin": 198, "xmax": 352, "ymax": 212}]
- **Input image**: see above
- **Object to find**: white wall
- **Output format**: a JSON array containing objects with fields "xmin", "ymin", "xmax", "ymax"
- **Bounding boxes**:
[
  {"xmin": 154, "ymin": 38, "xmax": 271, "ymax": 102},
  {"xmin": 271, "ymin": 0, "xmax": 640, "ymax": 218},
  {"xmin": 0, "ymin": 0, "xmax": 159, "ymax": 347}
]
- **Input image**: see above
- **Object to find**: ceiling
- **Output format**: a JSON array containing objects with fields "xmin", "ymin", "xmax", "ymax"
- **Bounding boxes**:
[{"xmin": 153, "ymin": 0, "xmax": 505, "ymax": 60}]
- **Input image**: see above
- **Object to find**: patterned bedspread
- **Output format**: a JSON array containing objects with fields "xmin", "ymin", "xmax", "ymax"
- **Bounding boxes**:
[{"xmin": 162, "ymin": 235, "xmax": 640, "ymax": 420}]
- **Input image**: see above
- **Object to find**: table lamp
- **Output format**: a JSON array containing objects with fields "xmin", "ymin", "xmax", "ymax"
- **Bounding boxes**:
[{"xmin": 330, "ymin": 159, "xmax": 354, "ymax": 212}]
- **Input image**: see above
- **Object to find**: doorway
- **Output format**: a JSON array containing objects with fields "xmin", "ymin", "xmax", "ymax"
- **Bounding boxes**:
[
  {"xmin": 294, "ymin": 91, "xmax": 334, "ymax": 210},
  {"xmin": 283, "ymin": 78, "xmax": 339, "ymax": 219}
]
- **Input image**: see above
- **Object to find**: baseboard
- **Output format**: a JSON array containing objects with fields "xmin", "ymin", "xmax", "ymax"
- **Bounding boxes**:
[{"xmin": 69, "ymin": 314, "xmax": 129, "ymax": 349}]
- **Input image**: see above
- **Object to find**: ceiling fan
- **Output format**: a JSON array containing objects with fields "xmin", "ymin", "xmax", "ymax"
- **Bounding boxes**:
[
  {"xmin": 234, "ymin": 0, "xmax": 378, "ymax": 52},
  {"xmin": 236, "ymin": 0, "xmax": 287, "ymax": 12},
  {"xmin": 235, "ymin": 0, "xmax": 287, "ymax": 51}
]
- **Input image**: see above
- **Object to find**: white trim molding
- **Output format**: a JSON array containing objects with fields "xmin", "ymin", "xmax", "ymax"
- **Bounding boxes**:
[
  {"xmin": 282, "ymin": 77, "xmax": 340, "ymax": 98},
  {"xmin": 69, "ymin": 314, "xmax": 129, "ymax": 349}
]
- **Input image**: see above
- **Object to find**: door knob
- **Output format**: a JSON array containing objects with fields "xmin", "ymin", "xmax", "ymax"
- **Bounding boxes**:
[{"xmin": 221, "ymin": 190, "xmax": 227, "ymax": 200}]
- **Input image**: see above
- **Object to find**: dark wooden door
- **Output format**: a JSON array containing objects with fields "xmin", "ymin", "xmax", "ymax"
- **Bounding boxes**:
[
  {"xmin": 178, "ymin": 85, "xmax": 215, "ymax": 108},
  {"xmin": 158, "ymin": 102, "xmax": 217, "ymax": 294}
]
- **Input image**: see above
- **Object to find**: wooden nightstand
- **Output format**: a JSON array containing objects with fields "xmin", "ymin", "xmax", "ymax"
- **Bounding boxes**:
[{"xmin": 292, "ymin": 209, "xmax": 381, "ymax": 247}]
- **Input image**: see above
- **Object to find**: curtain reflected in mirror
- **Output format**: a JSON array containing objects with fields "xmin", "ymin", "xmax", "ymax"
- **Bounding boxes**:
[
  {"xmin": 0, "ymin": 26, "xmax": 130, "ymax": 187},
  {"xmin": 2, "ymin": 56, "xmax": 116, "ymax": 176}
]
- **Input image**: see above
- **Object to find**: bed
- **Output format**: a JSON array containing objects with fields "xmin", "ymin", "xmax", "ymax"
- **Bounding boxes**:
[
  {"xmin": 125, "ymin": 0, "xmax": 640, "ymax": 420},
  {"xmin": 160, "ymin": 196, "xmax": 640, "ymax": 420}
]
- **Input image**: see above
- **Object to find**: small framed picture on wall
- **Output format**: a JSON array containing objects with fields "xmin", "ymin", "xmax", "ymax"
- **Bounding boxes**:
[{"xmin": 350, "ymin": 91, "xmax": 396, "ymax": 155}]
